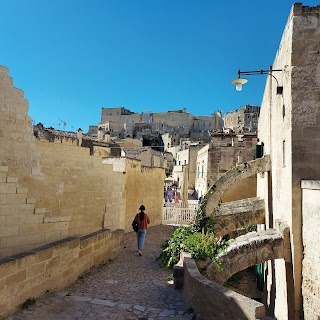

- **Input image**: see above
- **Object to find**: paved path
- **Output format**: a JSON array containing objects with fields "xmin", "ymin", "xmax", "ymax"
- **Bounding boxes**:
[{"xmin": 7, "ymin": 225, "xmax": 193, "ymax": 320}]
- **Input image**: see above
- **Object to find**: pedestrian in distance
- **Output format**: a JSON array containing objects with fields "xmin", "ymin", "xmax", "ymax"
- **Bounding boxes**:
[{"xmin": 133, "ymin": 205, "xmax": 150, "ymax": 256}]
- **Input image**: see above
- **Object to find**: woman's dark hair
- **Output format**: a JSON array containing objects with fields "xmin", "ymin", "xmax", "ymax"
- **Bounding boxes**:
[{"xmin": 139, "ymin": 205, "xmax": 145, "ymax": 221}]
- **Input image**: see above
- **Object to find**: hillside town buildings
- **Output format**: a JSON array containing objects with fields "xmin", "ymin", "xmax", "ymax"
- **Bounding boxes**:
[
  {"xmin": 88, "ymin": 107, "xmax": 224, "ymax": 140},
  {"xmin": 224, "ymin": 105, "xmax": 260, "ymax": 134}
]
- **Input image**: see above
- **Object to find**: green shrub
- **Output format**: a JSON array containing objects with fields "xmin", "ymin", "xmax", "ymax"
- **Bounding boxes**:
[
  {"xmin": 158, "ymin": 189, "xmax": 230, "ymax": 269},
  {"xmin": 158, "ymin": 225, "xmax": 229, "ymax": 268}
]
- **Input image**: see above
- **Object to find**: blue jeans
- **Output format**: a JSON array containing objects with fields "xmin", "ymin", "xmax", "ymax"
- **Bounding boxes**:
[{"xmin": 136, "ymin": 229, "xmax": 147, "ymax": 251}]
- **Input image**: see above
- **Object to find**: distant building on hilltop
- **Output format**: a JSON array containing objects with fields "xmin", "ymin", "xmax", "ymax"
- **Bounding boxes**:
[
  {"xmin": 224, "ymin": 105, "xmax": 260, "ymax": 134},
  {"xmin": 88, "ymin": 107, "xmax": 224, "ymax": 139}
]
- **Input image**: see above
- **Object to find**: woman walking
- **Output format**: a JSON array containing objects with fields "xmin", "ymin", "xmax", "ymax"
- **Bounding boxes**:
[{"xmin": 133, "ymin": 205, "xmax": 150, "ymax": 256}]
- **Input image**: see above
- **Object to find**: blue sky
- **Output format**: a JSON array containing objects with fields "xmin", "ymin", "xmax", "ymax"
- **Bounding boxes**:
[{"xmin": 1, "ymin": 1, "xmax": 319, "ymax": 132}]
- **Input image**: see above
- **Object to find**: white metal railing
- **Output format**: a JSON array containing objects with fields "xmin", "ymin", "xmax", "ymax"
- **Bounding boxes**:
[{"xmin": 163, "ymin": 206, "xmax": 197, "ymax": 226}]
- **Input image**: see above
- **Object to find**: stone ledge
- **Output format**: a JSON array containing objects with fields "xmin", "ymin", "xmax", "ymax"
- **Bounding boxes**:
[{"xmin": 301, "ymin": 179, "xmax": 320, "ymax": 190}]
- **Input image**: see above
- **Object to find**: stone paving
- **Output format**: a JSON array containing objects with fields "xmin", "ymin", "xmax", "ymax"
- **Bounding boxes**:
[{"xmin": 7, "ymin": 225, "xmax": 194, "ymax": 320}]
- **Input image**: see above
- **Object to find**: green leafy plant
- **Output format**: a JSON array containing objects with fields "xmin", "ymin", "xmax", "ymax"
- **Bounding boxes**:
[
  {"xmin": 158, "ymin": 188, "xmax": 231, "ymax": 269},
  {"xmin": 20, "ymin": 297, "xmax": 36, "ymax": 309},
  {"xmin": 158, "ymin": 220, "xmax": 229, "ymax": 269}
]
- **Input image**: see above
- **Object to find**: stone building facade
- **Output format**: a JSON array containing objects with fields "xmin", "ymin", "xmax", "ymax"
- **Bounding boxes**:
[
  {"xmin": 256, "ymin": 3, "xmax": 320, "ymax": 319},
  {"xmin": 224, "ymin": 105, "xmax": 260, "ymax": 134},
  {"xmin": 195, "ymin": 133, "xmax": 257, "ymax": 199},
  {"xmin": 172, "ymin": 143, "xmax": 204, "ymax": 189},
  {"xmin": 91, "ymin": 107, "xmax": 223, "ymax": 138}
]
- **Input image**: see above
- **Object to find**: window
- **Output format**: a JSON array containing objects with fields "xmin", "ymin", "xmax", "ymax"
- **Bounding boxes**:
[
  {"xmin": 283, "ymin": 140, "xmax": 286, "ymax": 167},
  {"xmin": 202, "ymin": 165, "xmax": 204, "ymax": 178},
  {"xmin": 184, "ymin": 160, "xmax": 187, "ymax": 165}
]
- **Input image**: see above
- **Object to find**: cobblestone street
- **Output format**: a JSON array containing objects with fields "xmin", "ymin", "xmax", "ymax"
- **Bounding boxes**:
[{"xmin": 6, "ymin": 225, "xmax": 193, "ymax": 320}]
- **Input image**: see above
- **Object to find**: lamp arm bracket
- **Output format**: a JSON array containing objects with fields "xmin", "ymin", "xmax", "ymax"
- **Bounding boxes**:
[{"xmin": 238, "ymin": 69, "xmax": 283, "ymax": 86}]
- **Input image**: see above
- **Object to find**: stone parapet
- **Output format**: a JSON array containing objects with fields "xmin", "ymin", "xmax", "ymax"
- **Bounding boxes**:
[
  {"xmin": 205, "ymin": 227, "xmax": 287, "ymax": 285},
  {"xmin": 0, "ymin": 228, "xmax": 124, "ymax": 318},
  {"xmin": 180, "ymin": 254, "xmax": 265, "ymax": 320},
  {"xmin": 214, "ymin": 197, "xmax": 265, "ymax": 237}
]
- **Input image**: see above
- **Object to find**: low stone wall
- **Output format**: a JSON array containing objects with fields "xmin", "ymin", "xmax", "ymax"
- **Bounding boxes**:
[
  {"xmin": 179, "ymin": 253, "xmax": 265, "ymax": 320},
  {"xmin": 0, "ymin": 228, "xmax": 124, "ymax": 318}
]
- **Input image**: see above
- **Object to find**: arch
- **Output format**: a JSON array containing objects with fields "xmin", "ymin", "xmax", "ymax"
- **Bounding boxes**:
[
  {"xmin": 205, "ymin": 155, "xmax": 271, "ymax": 216},
  {"xmin": 205, "ymin": 220, "xmax": 290, "ymax": 285}
]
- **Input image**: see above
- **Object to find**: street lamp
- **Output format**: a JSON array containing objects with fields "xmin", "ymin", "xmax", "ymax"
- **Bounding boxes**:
[{"xmin": 231, "ymin": 66, "xmax": 283, "ymax": 95}]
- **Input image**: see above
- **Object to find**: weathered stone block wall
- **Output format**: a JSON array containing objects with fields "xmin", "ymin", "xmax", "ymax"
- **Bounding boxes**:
[
  {"xmin": 257, "ymin": 4, "xmax": 320, "ymax": 319},
  {"xmin": 207, "ymin": 144, "xmax": 256, "ymax": 186},
  {"xmin": 0, "ymin": 66, "xmax": 38, "ymax": 177},
  {"xmin": 206, "ymin": 156, "xmax": 270, "ymax": 216},
  {"xmin": 0, "ymin": 67, "xmax": 165, "ymax": 257},
  {"xmin": 214, "ymin": 197, "xmax": 265, "ymax": 238},
  {"xmin": 0, "ymin": 228, "xmax": 124, "ymax": 318},
  {"xmin": 124, "ymin": 159, "xmax": 165, "ymax": 232},
  {"xmin": 301, "ymin": 180, "xmax": 320, "ymax": 319},
  {"xmin": 34, "ymin": 140, "xmax": 123, "ymax": 233}
]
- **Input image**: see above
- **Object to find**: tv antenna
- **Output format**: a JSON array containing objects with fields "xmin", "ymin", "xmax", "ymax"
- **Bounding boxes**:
[{"xmin": 58, "ymin": 118, "xmax": 67, "ymax": 130}]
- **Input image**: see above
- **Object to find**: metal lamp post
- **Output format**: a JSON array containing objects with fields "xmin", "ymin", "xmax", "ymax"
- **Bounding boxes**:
[{"xmin": 231, "ymin": 66, "xmax": 283, "ymax": 95}]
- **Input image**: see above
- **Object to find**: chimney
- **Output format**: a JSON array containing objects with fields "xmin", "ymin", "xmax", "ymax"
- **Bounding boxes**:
[
  {"xmin": 98, "ymin": 127, "xmax": 104, "ymax": 142},
  {"xmin": 105, "ymin": 130, "xmax": 111, "ymax": 143},
  {"xmin": 77, "ymin": 128, "xmax": 83, "ymax": 147}
]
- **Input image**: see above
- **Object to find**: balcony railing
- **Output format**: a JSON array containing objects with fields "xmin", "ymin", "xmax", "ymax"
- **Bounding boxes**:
[{"xmin": 163, "ymin": 206, "xmax": 197, "ymax": 226}]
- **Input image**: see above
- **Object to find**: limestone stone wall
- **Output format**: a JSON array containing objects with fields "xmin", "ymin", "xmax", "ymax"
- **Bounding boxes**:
[
  {"xmin": 301, "ymin": 180, "xmax": 320, "ymax": 319},
  {"xmin": 221, "ymin": 176, "xmax": 256, "ymax": 203},
  {"xmin": 257, "ymin": 3, "xmax": 320, "ymax": 319},
  {"xmin": 153, "ymin": 112, "xmax": 193, "ymax": 130},
  {"xmin": 207, "ymin": 143, "xmax": 256, "ymax": 185},
  {"xmin": 0, "ymin": 228, "xmax": 124, "ymax": 318},
  {"xmin": 123, "ymin": 160, "xmax": 165, "ymax": 231},
  {"xmin": 0, "ymin": 66, "xmax": 165, "ymax": 258},
  {"xmin": 0, "ymin": 66, "xmax": 38, "ymax": 177}
]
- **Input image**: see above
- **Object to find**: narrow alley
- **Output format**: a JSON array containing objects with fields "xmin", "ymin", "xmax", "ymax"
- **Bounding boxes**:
[{"xmin": 6, "ymin": 225, "xmax": 193, "ymax": 320}]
